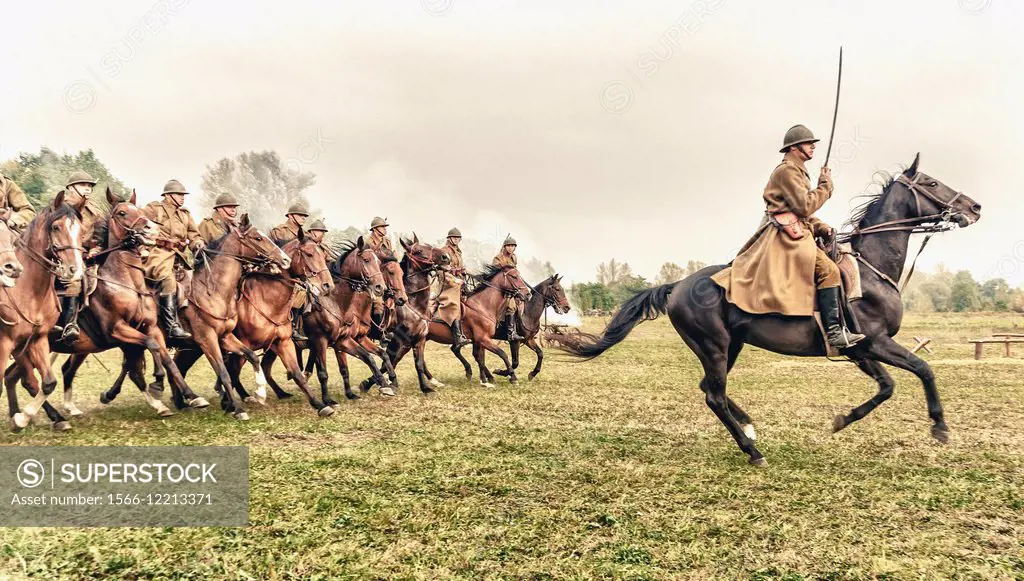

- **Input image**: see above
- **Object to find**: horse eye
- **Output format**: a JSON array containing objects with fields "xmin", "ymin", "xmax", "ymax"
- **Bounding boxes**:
[{"xmin": 929, "ymin": 182, "xmax": 938, "ymax": 187}]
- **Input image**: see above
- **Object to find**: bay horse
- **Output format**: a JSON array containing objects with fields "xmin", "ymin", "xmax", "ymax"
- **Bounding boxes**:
[
  {"xmin": 6, "ymin": 189, "xmax": 209, "ymax": 420},
  {"xmin": 214, "ymin": 229, "xmax": 337, "ymax": 416},
  {"xmin": 1, "ymin": 193, "xmax": 86, "ymax": 431},
  {"xmin": 169, "ymin": 215, "xmax": 292, "ymax": 420},
  {"xmin": 560, "ymin": 154, "xmax": 982, "ymax": 465},
  {"xmin": 487, "ymin": 274, "xmax": 571, "ymax": 381},
  {"xmin": 268, "ymin": 238, "xmax": 387, "ymax": 404}
]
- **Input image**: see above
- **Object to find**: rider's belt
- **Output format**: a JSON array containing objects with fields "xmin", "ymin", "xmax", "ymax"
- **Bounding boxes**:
[
  {"xmin": 769, "ymin": 212, "xmax": 807, "ymax": 241},
  {"xmin": 156, "ymin": 238, "xmax": 186, "ymax": 251}
]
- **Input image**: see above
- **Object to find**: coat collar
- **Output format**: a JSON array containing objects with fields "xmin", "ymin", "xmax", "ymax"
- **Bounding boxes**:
[{"xmin": 781, "ymin": 151, "xmax": 810, "ymax": 176}]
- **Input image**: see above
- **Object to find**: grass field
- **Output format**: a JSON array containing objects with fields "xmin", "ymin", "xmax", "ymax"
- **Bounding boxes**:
[{"xmin": 2, "ymin": 312, "xmax": 1023, "ymax": 579}]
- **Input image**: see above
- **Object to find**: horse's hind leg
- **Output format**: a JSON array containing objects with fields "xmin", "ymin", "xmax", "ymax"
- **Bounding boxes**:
[
  {"xmin": 101, "ymin": 357, "xmax": 130, "ymax": 405},
  {"xmin": 724, "ymin": 339, "xmax": 756, "ymax": 440},
  {"xmin": 13, "ymin": 356, "xmax": 71, "ymax": 432},
  {"xmin": 833, "ymin": 359, "xmax": 894, "ymax": 434},
  {"xmin": 123, "ymin": 348, "xmax": 174, "ymax": 418},
  {"xmin": 260, "ymin": 350, "xmax": 293, "ymax": 400},
  {"xmin": 452, "ymin": 343, "xmax": 473, "ymax": 379},
  {"xmin": 60, "ymin": 355, "xmax": 87, "ymax": 417}
]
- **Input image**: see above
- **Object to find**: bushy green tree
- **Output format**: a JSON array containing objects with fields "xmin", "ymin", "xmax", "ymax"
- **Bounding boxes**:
[
  {"xmin": 200, "ymin": 151, "xmax": 316, "ymax": 230},
  {"xmin": 1, "ymin": 147, "xmax": 128, "ymax": 211}
]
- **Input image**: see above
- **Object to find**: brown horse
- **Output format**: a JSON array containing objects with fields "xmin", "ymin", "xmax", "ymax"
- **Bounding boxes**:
[
  {"xmin": 169, "ymin": 215, "xmax": 293, "ymax": 420},
  {"xmin": 215, "ymin": 229, "xmax": 336, "ymax": 414},
  {"xmin": 269, "ymin": 238, "xmax": 387, "ymax": 403},
  {"xmin": 486, "ymin": 274, "xmax": 571, "ymax": 381},
  {"xmin": 2, "ymin": 193, "xmax": 85, "ymax": 431},
  {"xmin": 8, "ymin": 189, "xmax": 209, "ymax": 420}
]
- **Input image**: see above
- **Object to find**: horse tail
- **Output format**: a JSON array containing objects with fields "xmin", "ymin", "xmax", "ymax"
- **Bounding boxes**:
[{"xmin": 561, "ymin": 284, "xmax": 674, "ymax": 359}]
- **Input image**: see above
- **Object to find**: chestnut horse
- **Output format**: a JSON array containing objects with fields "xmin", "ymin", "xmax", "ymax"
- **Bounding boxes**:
[
  {"xmin": 215, "ymin": 229, "xmax": 336, "ymax": 416},
  {"xmin": 11, "ymin": 190, "xmax": 209, "ymax": 420},
  {"xmin": 1, "ymin": 194, "xmax": 85, "ymax": 431},
  {"xmin": 560, "ymin": 155, "xmax": 982, "ymax": 465}
]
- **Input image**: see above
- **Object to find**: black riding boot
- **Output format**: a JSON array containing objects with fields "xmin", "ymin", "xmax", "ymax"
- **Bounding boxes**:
[
  {"xmin": 292, "ymin": 308, "xmax": 308, "ymax": 342},
  {"xmin": 818, "ymin": 287, "xmax": 865, "ymax": 349},
  {"xmin": 160, "ymin": 294, "xmax": 193, "ymax": 341},
  {"xmin": 450, "ymin": 320, "xmax": 471, "ymax": 347},
  {"xmin": 56, "ymin": 295, "xmax": 81, "ymax": 344},
  {"xmin": 506, "ymin": 313, "xmax": 523, "ymax": 341}
]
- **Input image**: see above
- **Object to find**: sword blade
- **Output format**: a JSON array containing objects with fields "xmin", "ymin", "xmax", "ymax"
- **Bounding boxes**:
[{"xmin": 824, "ymin": 46, "xmax": 843, "ymax": 168}]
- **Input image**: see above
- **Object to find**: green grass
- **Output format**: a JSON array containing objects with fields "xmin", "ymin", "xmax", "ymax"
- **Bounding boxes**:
[{"xmin": 2, "ymin": 313, "xmax": 1023, "ymax": 579}]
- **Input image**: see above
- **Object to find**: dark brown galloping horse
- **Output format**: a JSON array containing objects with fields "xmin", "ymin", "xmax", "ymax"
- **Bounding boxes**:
[
  {"xmin": 561, "ymin": 155, "xmax": 982, "ymax": 466},
  {"xmin": 1, "ymin": 194, "xmax": 86, "ymax": 431},
  {"xmin": 269, "ymin": 238, "xmax": 387, "ymax": 404},
  {"xmin": 486, "ymin": 274, "xmax": 571, "ymax": 381},
  {"xmin": 6, "ymin": 190, "xmax": 209, "ymax": 420}
]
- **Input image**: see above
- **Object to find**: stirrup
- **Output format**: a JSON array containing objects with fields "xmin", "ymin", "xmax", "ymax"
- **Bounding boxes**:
[
  {"xmin": 828, "ymin": 328, "xmax": 865, "ymax": 349},
  {"xmin": 59, "ymin": 324, "xmax": 80, "ymax": 344}
]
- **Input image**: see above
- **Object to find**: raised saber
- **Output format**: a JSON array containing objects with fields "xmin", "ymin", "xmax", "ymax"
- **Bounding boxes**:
[{"xmin": 823, "ymin": 46, "xmax": 843, "ymax": 168}]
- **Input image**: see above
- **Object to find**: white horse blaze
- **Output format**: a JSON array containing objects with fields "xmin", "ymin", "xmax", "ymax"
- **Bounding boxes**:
[{"xmin": 66, "ymin": 218, "xmax": 85, "ymax": 280}]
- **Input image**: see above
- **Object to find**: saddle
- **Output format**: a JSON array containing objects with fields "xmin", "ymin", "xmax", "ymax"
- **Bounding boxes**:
[{"xmin": 813, "ymin": 242, "xmax": 863, "ymax": 357}]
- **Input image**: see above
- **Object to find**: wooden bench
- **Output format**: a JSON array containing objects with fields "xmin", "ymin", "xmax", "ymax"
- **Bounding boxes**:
[{"xmin": 968, "ymin": 336, "xmax": 1024, "ymax": 360}]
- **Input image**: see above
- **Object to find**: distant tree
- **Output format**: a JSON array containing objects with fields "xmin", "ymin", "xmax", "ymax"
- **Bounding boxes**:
[
  {"xmin": 609, "ymin": 274, "xmax": 651, "ymax": 305},
  {"xmin": 980, "ymin": 278, "xmax": 1012, "ymax": 311},
  {"xmin": 0, "ymin": 147, "xmax": 128, "ymax": 211},
  {"xmin": 522, "ymin": 257, "xmax": 555, "ymax": 283},
  {"xmin": 200, "ymin": 151, "xmax": 316, "ymax": 230},
  {"xmin": 570, "ymin": 282, "xmax": 615, "ymax": 312},
  {"xmin": 656, "ymin": 262, "xmax": 686, "ymax": 285},
  {"xmin": 597, "ymin": 259, "xmax": 632, "ymax": 286},
  {"xmin": 949, "ymin": 270, "xmax": 982, "ymax": 312},
  {"xmin": 683, "ymin": 260, "xmax": 708, "ymax": 276}
]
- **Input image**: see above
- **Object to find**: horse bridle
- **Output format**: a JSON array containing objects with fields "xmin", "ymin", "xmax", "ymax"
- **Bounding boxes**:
[
  {"xmin": 480, "ymin": 269, "xmax": 529, "ymax": 301},
  {"xmin": 336, "ymin": 248, "xmax": 386, "ymax": 296},
  {"xmin": 15, "ymin": 225, "xmax": 84, "ymax": 283},
  {"xmin": 201, "ymin": 229, "xmax": 285, "ymax": 271},
  {"xmin": 402, "ymin": 248, "xmax": 445, "ymax": 294},
  {"xmin": 839, "ymin": 173, "xmax": 965, "ymax": 239}
]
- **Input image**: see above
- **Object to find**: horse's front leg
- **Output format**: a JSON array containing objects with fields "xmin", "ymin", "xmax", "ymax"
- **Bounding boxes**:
[
  {"xmin": 275, "ymin": 337, "xmax": 333, "ymax": 417},
  {"xmin": 359, "ymin": 337, "xmax": 397, "ymax": 390},
  {"xmin": 478, "ymin": 336, "xmax": 517, "ymax": 385},
  {"xmin": 526, "ymin": 337, "xmax": 543, "ymax": 380},
  {"xmin": 20, "ymin": 338, "xmax": 59, "ymax": 421},
  {"xmin": 59, "ymin": 355, "xmax": 88, "ymax": 417}
]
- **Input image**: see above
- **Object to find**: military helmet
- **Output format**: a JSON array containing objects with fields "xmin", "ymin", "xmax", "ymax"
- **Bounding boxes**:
[
  {"xmin": 447, "ymin": 227, "xmax": 462, "ymax": 238},
  {"xmin": 286, "ymin": 202, "xmax": 309, "ymax": 217},
  {"xmin": 370, "ymin": 216, "xmax": 389, "ymax": 229},
  {"xmin": 307, "ymin": 218, "xmax": 328, "ymax": 232},
  {"xmin": 65, "ymin": 171, "xmax": 97, "ymax": 189},
  {"xmin": 503, "ymin": 235, "xmax": 517, "ymax": 246},
  {"xmin": 162, "ymin": 179, "xmax": 189, "ymax": 195},
  {"xmin": 780, "ymin": 124, "xmax": 819, "ymax": 153},
  {"xmin": 213, "ymin": 193, "xmax": 239, "ymax": 208}
]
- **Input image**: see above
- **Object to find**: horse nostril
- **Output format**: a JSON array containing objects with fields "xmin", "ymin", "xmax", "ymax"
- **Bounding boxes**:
[{"xmin": 971, "ymin": 203, "xmax": 981, "ymax": 213}]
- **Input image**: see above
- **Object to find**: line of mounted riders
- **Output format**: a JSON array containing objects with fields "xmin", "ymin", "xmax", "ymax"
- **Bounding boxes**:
[{"xmin": 0, "ymin": 172, "xmax": 571, "ymax": 432}]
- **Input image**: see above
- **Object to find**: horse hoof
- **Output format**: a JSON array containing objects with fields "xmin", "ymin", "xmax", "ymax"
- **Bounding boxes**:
[
  {"xmin": 99, "ymin": 392, "xmax": 112, "ymax": 405},
  {"xmin": 277, "ymin": 392, "xmax": 294, "ymax": 400},
  {"xmin": 749, "ymin": 457, "xmax": 768, "ymax": 468},
  {"xmin": 324, "ymin": 399, "xmax": 338, "ymax": 407},
  {"xmin": 303, "ymin": 371, "xmax": 313, "ymax": 381},
  {"xmin": 428, "ymin": 378, "xmax": 445, "ymax": 389},
  {"xmin": 158, "ymin": 408, "xmax": 175, "ymax": 418},
  {"xmin": 64, "ymin": 406, "xmax": 84, "ymax": 418},
  {"xmin": 190, "ymin": 397, "xmax": 210, "ymax": 409},
  {"xmin": 318, "ymin": 406, "xmax": 335, "ymax": 418},
  {"xmin": 52, "ymin": 421, "xmax": 73, "ymax": 432},
  {"xmin": 480, "ymin": 382, "xmax": 496, "ymax": 389},
  {"xmin": 492, "ymin": 369, "xmax": 508, "ymax": 377},
  {"xmin": 13, "ymin": 413, "xmax": 30, "ymax": 430},
  {"xmin": 380, "ymin": 387, "xmax": 396, "ymax": 397},
  {"xmin": 464, "ymin": 372, "xmax": 472, "ymax": 380},
  {"xmin": 345, "ymin": 393, "xmax": 361, "ymax": 401},
  {"xmin": 832, "ymin": 415, "xmax": 848, "ymax": 433},
  {"xmin": 233, "ymin": 412, "xmax": 250, "ymax": 421},
  {"xmin": 931, "ymin": 425, "xmax": 950, "ymax": 444},
  {"xmin": 527, "ymin": 373, "xmax": 538, "ymax": 381},
  {"xmin": 244, "ymin": 396, "xmax": 258, "ymax": 404},
  {"xmin": 742, "ymin": 424, "xmax": 757, "ymax": 441},
  {"xmin": 421, "ymin": 386, "xmax": 436, "ymax": 395}
]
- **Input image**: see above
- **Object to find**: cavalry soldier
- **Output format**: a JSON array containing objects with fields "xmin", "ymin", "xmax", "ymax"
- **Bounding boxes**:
[
  {"xmin": 437, "ymin": 227, "xmax": 471, "ymax": 347},
  {"xmin": 270, "ymin": 203, "xmax": 309, "ymax": 246},
  {"xmin": 143, "ymin": 179, "xmax": 205, "ymax": 341},
  {"xmin": 710, "ymin": 124, "xmax": 864, "ymax": 349},
  {"xmin": 53, "ymin": 171, "xmax": 105, "ymax": 343},
  {"xmin": 270, "ymin": 203, "xmax": 312, "ymax": 340},
  {"xmin": 0, "ymin": 172, "xmax": 35, "ymax": 232},
  {"xmin": 198, "ymin": 193, "xmax": 240, "ymax": 243},
  {"xmin": 366, "ymin": 216, "xmax": 393, "ymax": 253},
  {"xmin": 492, "ymin": 235, "xmax": 524, "ymax": 341},
  {"xmin": 306, "ymin": 219, "xmax": 339, "ymax": 261}
]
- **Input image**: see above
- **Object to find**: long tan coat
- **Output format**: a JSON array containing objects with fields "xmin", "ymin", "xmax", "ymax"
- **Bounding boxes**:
[
  {"xmin": 710, "ymin": 154, "xmax": 833, "ymax": 316},
  {"xmin": 0, "ymin": 174, "xmax": 36, "ymax": 231},
  {"xmin": 437, "ymin": 243, "xmax": 465, "ymax": 325},
  {"xmin": 270, "ymin": 221, "xmax": 300, "ymax": 246},
  {"xmin": 367, "ymin": 231, "xmax": 393, "ymax": 254},
  {"xmin": 492, "ymin": 251, "xmax": 520, "ymax": 314},
  {"xmin": 143, "ymin": 198, "xmax": 201, "ymax": 295}
]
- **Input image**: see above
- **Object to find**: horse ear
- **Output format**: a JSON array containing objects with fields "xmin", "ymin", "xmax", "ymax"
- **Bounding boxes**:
[
  {"xmin": 298, "ymin": 227, "xmax": 306, "ymax": 242},
  {"xmin": 239, "ymin": 213, "xmax": 251, "ymax": 230},
  {"xmin": 129, "ymin": 189, "xmax": 137, "ymax": 206},
  {"xmin": 106, "ymin": 186, "xmax": 116, "ymax": 205},
  {"xmin": 413, "ymin": 231, "xmax": 419, "ymax": 243},
  {"xmin": 52, "ymin": 190, "xmax": 66, "ymax": 209},
  {"xmin": 905, "ymin": 152, "xmax": 921, "ymax": 176},
  {"xmin": 356, "ymin": 236, "xmax": 365, "ymax": 249}
]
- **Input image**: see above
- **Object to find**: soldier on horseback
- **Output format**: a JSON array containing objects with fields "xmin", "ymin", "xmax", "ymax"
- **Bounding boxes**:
[
  {"xmin": 271, "ymin": 203, "xmax": 313, "ymax": 341},
  {"xmin": 711, "ymin": 125, "xmax": 864, "ymax": 348},
  {"xmin": 270, "ymin": 202, "xmax": 309, "ymax": 246},
  {"xmin": 492, "ymin": 235, "xmax": 524, "ymax": 341},
  {"xmin": 305, "ymin": 219, "xmax": 339, "ymax": 261},
  {"xmin": 198, "ymin": 193, "xmax": 240, "ymax": 243},
  {"xmin": 143, "ymin": 179, "xmax": 205, "ymax": 341},
  {"xmin": 366, "ymin": 217, "xmax": 393, "ymax": 344},
  {"xmin": 0, "ymin": 173, "xmax": 35, "ymax": 232},
  {"xmin": 53, "ymin": 171, "xmax": 104, "ymax": 344},
  {"xmin": 437, "ymin": 227, "xmax": 471, "ymax": 347}
]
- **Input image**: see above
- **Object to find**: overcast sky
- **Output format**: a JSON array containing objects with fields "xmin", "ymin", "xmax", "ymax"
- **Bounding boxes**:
[{"xmin": 2, "ymin": 0, "xmax": 1020, "ymax": 284}]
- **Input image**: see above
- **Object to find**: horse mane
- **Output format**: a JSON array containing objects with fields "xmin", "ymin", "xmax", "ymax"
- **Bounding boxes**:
[
  {"xmin": 844, "ymin": 168, "xmax": 906, "ymax": 230},
  {"xmin": 466, "ymin": 264, "xmax": 505, "ymax": 298},
  {"xmin": 330, "ymin": 240, "xmax": 357, "ymax": 278},
  {"xmin": 193, "ymin": 231, "xmax": 232, "ymax": 271}
]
